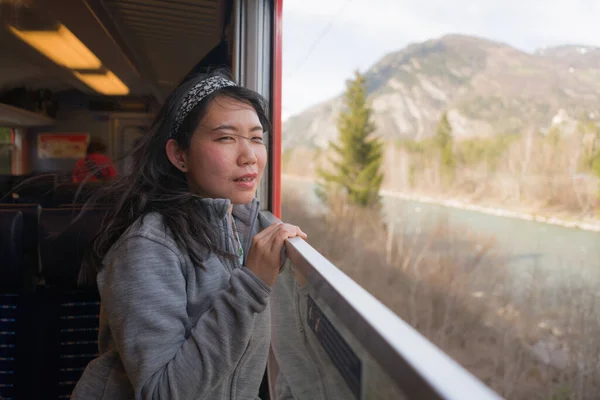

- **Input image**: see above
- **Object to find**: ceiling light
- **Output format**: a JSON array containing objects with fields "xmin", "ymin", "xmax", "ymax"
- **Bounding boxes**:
[
  {"xmin": 73, "ymin": 70, "xmax": 129, "ymax": 96},
  {"xmin": 9, "ymin": 24, "xmax": 102, "ymax": 69}
]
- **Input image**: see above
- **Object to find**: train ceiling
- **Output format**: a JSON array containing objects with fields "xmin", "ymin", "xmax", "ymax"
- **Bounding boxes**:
[{"xmin": 0, "ymin": 0, "xmax": 227, "ymax": 103}]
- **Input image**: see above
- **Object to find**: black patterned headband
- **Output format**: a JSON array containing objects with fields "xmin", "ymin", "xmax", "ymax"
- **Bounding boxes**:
[{"xmin": 170, "ymin": 76, "xmax": 237, "ymax": 138}]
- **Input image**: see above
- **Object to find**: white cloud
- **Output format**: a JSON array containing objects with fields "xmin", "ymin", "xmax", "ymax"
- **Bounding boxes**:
[{"xmin": 282, "ymin": 0, "xmax": 600, "ymax": 117}]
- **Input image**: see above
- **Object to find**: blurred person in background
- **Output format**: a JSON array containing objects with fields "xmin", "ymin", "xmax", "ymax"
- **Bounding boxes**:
[{"xmin": 72, "ymin": 137, "xmax": 118, "ymax": 183}]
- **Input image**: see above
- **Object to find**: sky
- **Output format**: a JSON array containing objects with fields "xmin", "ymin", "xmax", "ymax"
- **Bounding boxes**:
[{"xmin": 282, "ymin": 0, "xmax": 600, "ymax": 120}]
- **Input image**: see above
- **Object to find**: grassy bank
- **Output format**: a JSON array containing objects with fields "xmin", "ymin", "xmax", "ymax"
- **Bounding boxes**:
[{"xmin": 282, "ymin": 189, "xmax": 600, "ymax": 399}]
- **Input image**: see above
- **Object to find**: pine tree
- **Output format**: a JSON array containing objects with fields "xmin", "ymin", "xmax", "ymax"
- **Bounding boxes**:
[
  {"xmin": 435, "ymin": 112, "xmax": 455, "ymax": 184},
  {"xmin": 316, "ymin": 71, "xmax": 384, "ymax": 207}
]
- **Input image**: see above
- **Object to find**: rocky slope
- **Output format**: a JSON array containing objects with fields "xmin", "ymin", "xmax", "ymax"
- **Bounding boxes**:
[{"xmin": 283, "ymin": 34, "xmax": 600, "ymax": 149}]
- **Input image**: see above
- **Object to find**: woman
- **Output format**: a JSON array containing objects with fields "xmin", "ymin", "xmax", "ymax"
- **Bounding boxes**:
[
  {"xmin": 72, "ymin": 138, "xmax": 118, "ymax": 183},
  {"xmin": 71, "ymin": 70, "xmax": 306, "ymax": 399}
]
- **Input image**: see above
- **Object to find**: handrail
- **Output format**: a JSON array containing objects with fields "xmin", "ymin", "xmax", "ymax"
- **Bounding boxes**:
[{"xmin": 262, "ymin": 211, "xmax": 503, "ymax": 400}]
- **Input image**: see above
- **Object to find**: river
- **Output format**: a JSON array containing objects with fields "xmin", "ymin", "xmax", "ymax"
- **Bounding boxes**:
[{"xmin": 282, "ymin": 176, "xmax": 600, "ymax": 298}]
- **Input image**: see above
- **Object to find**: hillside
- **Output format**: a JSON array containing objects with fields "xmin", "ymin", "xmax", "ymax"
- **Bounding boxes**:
[{"xmin": 283, "ymin": 34, "xmax": 600, "ymax": 149}]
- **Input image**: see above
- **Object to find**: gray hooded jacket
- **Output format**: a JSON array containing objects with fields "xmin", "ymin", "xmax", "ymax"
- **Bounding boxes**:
[{"xmin": 71, "ymin": 198, "xmax": 271, "ymax": 400}]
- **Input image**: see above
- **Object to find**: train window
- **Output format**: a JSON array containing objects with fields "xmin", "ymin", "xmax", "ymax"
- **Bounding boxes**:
[{"xmin": 281, "ymin": 0, "xmax": 600, "ymax": 399}]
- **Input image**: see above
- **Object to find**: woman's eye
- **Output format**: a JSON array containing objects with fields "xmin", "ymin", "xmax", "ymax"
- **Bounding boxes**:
[
  {"xmin": 252, "ymin": 136, "xmax": 264, "ymax": 143},
  {"xmin": 217, "ymin": 136, "xmax": 235, "ymax": 142}
]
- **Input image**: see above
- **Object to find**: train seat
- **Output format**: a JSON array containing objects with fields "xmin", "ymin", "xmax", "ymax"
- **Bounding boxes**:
[{"xmin": 39, "ymin": 208, "xmax": 108, "ymax": 290}]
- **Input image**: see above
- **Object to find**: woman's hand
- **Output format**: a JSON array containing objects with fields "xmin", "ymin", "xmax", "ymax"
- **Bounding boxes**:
[{"xmin": 246, "ymin": 223, "xmax": 307, "ymax": 286}]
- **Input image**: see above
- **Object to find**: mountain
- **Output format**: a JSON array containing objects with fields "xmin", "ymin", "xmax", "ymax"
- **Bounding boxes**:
[{"xmin": 283, "ymin": 34, "xmax": 600, "ymax": 149}]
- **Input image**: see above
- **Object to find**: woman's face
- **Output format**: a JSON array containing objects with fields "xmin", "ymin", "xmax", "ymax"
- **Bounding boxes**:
[{"xmin": 171, "ymin": 96, "xmax": 267, "ymax": 204}]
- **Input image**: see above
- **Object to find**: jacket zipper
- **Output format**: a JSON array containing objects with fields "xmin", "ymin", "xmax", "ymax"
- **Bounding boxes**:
[
  {"xmin": 241, "ymin": 202, "xmax": 260, "ymax": 266},
  {"xmin": 223, "ymin": 217, "xmax": 237, "ymax": 272},
  {"xmin": 225, "ymin": 204, "xmax": 259, "ymax": 399}
]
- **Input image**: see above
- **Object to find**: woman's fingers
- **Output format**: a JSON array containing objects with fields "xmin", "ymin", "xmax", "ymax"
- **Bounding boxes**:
[
  {"xmin": 245, "ymin": 221, "xmax": 307, "ymax": 286},
  {"xmin": 276, "ymin": 223, "xmax": 306, "ymax": 241},
  {"xmin": 296, "ymin": 226, "xmax": 308, "ymax": 240}
]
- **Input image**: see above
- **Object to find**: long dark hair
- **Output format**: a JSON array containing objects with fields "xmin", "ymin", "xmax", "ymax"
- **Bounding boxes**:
[{"xmin": 78, "ymin": 69, "xmax": 271, "ymax": 286}]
